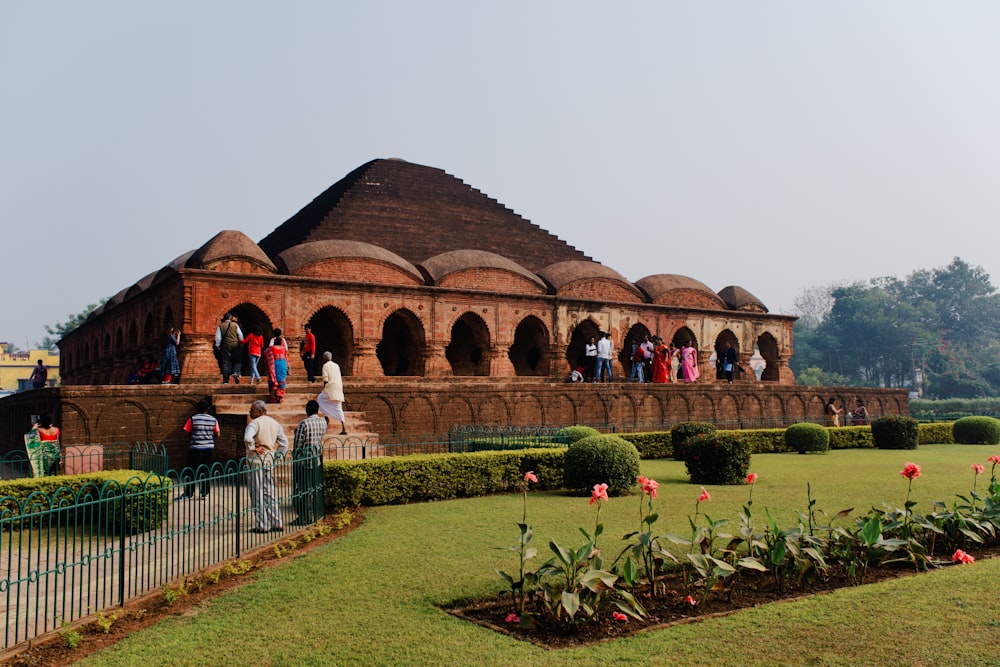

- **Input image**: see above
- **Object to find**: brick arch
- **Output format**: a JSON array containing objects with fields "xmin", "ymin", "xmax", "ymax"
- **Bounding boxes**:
[
  {"xmin": 782, "ymin": 394, "xmax": 805, "ymax": 419},
  {"xmin": 608, "ymin": 393, "xmax": 638, "ymax": 428},
  {"xmin": 477, "ymin": 395, "xmax": 511, "ymax": 426},
  {"xmin": 143, "ymin": 312, "xmax": 156, "ymax": 345},
  {"xmin": 713, "ymin": 329, "xmax": 739, "ymax": 381},
  {"xmin": 807, "ymin": 394, "xmax": 828, "ymax": 420},
  {"xmin": 399, "ymin": 395, "xmax": 436, "ymax": 433},
  {"xmin": 756, "ymin": 331, "xmax": 780, "ymax": 381},
  {"xmin": 690, "ymin": 393, "xmax": 716, "ymax": 421},
  {"xmin": 377, "ymin": 308, "xmax": 426, "ymax": 377},
  {"xmin": 513, "ymin": 394, "xmax": 545, "ymax": 425},
  {"xmin": 95, "ymin": 400, "xmax": 153, "ymax": 445},
  {"xmin": 670, "ymin": 326, "xmax": 698, "ymax": 350},
  {"xmin": 439, "ymin": 396, "xmax": 475, "ymax": 429},
  {"xmin": 549, "ymin": 393, "xmax": 577, "ymax": 426},
  {"xmin": 307, "ymin": 305, "xmax": 356, "ymax": 376},
  {"xmin": 365, "ymin": 396, "xmax": 397, "ymax": 434},
  {"xmin": 59, "ymin": 400, "xmax": 92, "ymax": 444},
  {"xmin": 620, "ymin": 323, "xmax": 652, "ymax": 376},
  {"xmin": 127, "ymin": 321, "xmax": 139, "ymax": 349},
  {"xmin": 509, "ymin": 315, "xmax": 550, "ymax": 376},
  {"xmin": 446, "ymin": 311, "xmax": 491, "ymax": 377},
  {"xmin": 114, "ymin": 327, "xmax": 125, "ymax": 355},
  {"xmin": 717, "ymin": 394, "xmax": 739, "ymax": 425},
  {"xmin": 741, "ymin": 394, "xmax": 765, "ymax": 421},
  {"xmin": 636, "ymin": 393, "xmax": 664, "ymax": 426},
  {"xmin": 565, "ymin": 318, "xmax": 602, "ymax": 372},
  {"xmin": 575, "ymin": 392, "xmax": 606, "ymax": 426}
]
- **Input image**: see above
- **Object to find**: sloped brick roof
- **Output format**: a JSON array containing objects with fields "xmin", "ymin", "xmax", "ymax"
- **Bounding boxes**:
[
  {"xmin": 421, "ymin": 250, "xmax": 545, "ymax": 290},
  {"xmin": 277, "ymin": 239, "xmax": 422, "ymax": 282},
  {"xmin": 718, "ymin": 285, "xmax": 768, "ymax": 313},
  {"xmin": 257, "ymin": 159, "xmax": 592, "ymax": 272}
]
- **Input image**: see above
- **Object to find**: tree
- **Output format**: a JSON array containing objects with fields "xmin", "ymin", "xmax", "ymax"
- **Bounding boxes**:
[{"xmin": 41, "ymin": 299, "xmax": 107, "ymax": 348}]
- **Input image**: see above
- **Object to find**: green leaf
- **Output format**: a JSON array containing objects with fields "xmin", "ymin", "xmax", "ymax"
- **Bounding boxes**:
[
  {"xmin": 736, "ymin": 556, "xmax": 769, "ymax": 572},
  {"xmin": 561, "ymin": 591, "xmax": 580, "ymax": 618},
  {"xmin": 579, "ymin": 569, "xmax": 617, "ymax": 592}
]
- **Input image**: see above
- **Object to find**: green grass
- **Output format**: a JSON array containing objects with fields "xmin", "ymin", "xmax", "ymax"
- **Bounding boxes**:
[{"xmin": 78, "ymin": 445, "xmax": 1000, "ymax": 666}]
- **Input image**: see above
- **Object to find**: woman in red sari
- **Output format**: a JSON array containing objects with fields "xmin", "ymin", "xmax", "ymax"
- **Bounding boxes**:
[{"xmin": 651, "ymin": 336, "xmax": 670, "ymax": 383}]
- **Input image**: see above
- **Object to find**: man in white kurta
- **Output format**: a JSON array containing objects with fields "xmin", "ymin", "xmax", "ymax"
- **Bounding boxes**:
[
  {"xmin": 244, "ymin": 399, "xmax": 288, "ymax": 532},
  {"xmin": 317, "ymin": 351, "xmax": 348, "ymax": 435}
]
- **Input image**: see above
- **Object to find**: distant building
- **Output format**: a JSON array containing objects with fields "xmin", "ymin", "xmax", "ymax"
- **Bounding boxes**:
[{"xmin": 0, "ymin": 343, "xmax": 59, "ymax": 393}]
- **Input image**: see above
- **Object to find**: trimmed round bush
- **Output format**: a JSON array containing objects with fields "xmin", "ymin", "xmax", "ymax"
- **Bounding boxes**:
[
  {"xmin": 684, "ymin": 433, "xmax": 750, "ymax": 485},
  {"xmin": 563, "ymin": 435, "xmax": 640, "ymax": 496},
  {"xmin": 951, "ymin": 416, "xmax": 1000, "ymax": 445},
  {"xmin": 558, "ymin": 425, "xmax": 602, "ymax": 444},
  {"xmin": 871, "ymin": 415, "xmax": 919, "ymax": 450},
  {"xmin": 785, "ymin": 423, "xmax": 830, "ymax": 454},
  {"xmin": 671, "ymin": 421, "xmax": 717, "ymax": 461}
]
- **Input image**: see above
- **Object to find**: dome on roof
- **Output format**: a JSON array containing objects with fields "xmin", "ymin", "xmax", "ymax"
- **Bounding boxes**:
[
  {"xmin": 635, "ymin": 274, "xmax": 726, "ymax": 309},
  {"xmin": 718, "ymin": 285, "xmax": 768, "ymax": 313},
  {"xmin": 187, "ymin": 231, "xmax": 276, "ymax": 272},
  {"xmin": 277, "ymin": 240, "xmax": 423, "ymax": 283},
  {"xmin": 421, "ymin": 250, "xmax": 545, "ymax": 290},
  {"xmin": 125, "ymin": 271, "xmax": 158, "ymax": 300},
  {"xmin": 152, "ymin": 250, "xmax": 197, "ymax": 286},
  {"xmin": 538, "ymin": 261, "xmax": 645, "ymax": 302}
]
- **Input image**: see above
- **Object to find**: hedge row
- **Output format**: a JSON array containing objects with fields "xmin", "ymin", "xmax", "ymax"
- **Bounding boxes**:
[
  {"xmin": 323, "ymin": 448, "xmax": 565, "ymax": 512},
  {"xmin": 622, "ymin": 422, "xmax": 958, "ymax": 458}
]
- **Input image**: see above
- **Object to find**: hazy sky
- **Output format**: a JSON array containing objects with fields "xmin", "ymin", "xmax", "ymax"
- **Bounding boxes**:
[{"xmin": 3, "ymin": 2, "xmax": 999, "ymax": 349}]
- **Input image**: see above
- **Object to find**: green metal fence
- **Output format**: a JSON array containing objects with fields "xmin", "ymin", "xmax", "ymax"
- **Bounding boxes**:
[
  {"xmin": 1, "ymin": 442, "xmax": 169, "ymax": 481},
  {"xmin": 0, "ymin": 446, "xmax": 323, "ymax": 649}
]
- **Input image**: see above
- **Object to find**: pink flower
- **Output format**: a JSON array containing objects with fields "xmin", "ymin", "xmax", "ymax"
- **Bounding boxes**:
[
  {"xmin": 612, "ymin": 611, "xmax": 628, "ymax": 621},
  {"xmin": 637, "ymin": 475, "xmax": 648, "ymax": 486},
  {"xmin": 900, "ymin": 462, "xmax": 922, "ymax": 480},
  {"xmin": 641, "ymin": 477, "xmax": 659, "ymax": 499},
  {"xmin": 698, "ymin": 487, "xmax": 711, "ymax": 503},
  {"xmin": 972, "ymin": 463, "xmax": 985, "ymax": 475},
  {"xmin": 685, "ymin": 595, "xmax": 697, "ymax": 606},
  {"xmin": 590, "ymin": 483, "xmax": 609, "ymax": 505},
  {"xmin": 952, "ymin": 549, "xmax": 975, "ymax": 564},
  {"xmin": 745, "ymin": 473, "xmax": 758, "ymax": 484},
  {"xmin": 524, "ymin": 471, "xmax": 538, "ymax": 483},
  {"xmin": 988, "ymin": 455, "xmax": 1000, "ymax": 465},
  {"xmin": 505, "ymin": 612, "xmax": 520, "ymax": 623}
]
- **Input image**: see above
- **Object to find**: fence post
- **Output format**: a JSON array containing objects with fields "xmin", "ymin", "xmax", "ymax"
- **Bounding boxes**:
[{"xmin": 118, "ymin": 484, "xmax": 127, "ymax": 607}]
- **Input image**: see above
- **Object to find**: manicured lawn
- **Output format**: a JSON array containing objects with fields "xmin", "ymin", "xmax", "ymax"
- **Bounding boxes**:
[{"xmin": 78, "ymin": 445, "xmax": 1000, "ymax": 666}]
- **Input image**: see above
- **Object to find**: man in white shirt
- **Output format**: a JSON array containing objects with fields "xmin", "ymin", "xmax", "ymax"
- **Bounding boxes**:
[
  {"xmin": 244, "ymin": 399, "xmax": 288, "ymax": 533},
  {"xmin": 596, "ymin": 332, "xmax": 614, "ymax": 383}
]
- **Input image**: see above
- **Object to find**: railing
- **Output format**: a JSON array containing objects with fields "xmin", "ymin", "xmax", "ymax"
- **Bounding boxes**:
[
  {"xmin": 0, "ymin": 447, "xmax": 323, "ymax": 649},
  {"xmin": 0, "ymin": 443, "xmax": 169, "ymax": 481}
]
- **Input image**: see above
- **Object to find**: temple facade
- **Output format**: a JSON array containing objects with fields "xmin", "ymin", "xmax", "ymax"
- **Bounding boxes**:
[{"xmin": 58, "ymin": 158, "xmax": 796, "ymax": 388}]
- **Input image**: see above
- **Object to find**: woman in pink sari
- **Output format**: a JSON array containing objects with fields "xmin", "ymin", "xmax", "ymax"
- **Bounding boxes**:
[{"xmin": 680, "ymin": 342, "xmax": 699, "ymax": 383}]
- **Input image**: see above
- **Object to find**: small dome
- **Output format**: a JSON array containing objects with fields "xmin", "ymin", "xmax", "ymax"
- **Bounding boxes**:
[
  {"xmin": 634, "ymin": 274, "xmax": 726, "ymax": 309},
  {"xmin": 421, "ymin": 250, "xmax": 545, "ymax": 290},
  {"xmin": 277, "ymin": 240, "xmax": 423, "ymax": 283},
  {"xmin": 538, "ymin": 261, "xmax": 645, "ymax": 303},
  {"xmin": 718, "ymin": 285, "xmax": 768, "ymax": 313},
  {"xmin": 152, "ymin": 250, "xmax": 197, "ymax": 286},
  {"xmin": 187, "ymin": 230, "xmax": 277, "ymax": 272}
]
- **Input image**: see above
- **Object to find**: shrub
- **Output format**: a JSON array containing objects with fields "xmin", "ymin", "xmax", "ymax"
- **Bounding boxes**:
[
  {"xmin": 558, "ymin": 425, "xmax": 602, "ymax": 443},
  {"xmin": 871, "ymin": 415, "xmax": 919, "ymax": 450},
  {"xmin": 918, "ymin": 422, "xmax": 955, "ymax": 445},
  {"xmin": 563, "ymin": 435, "xmax": 640, "ymax": 496},
  {"xmin": 671, "ymin": 422, "xmax": 717, "ymax": 461},
  {"xmin": 828, "ymin": 426, "xmax": 874, "ymax": 450},
  {"xmin": 622, "ymin": 432, "xmax": 672, "ymax": 459},
  {"xmin": 951, "ymin": 416, "xmax": 1000, "ymax": 445},
  {"xmin": 785, "ymin": 423, "xmax": 830, "ymax": 454},
  {"xmin": 720, "ymin": 428, "xmax": 790, "ymax": 454},
  {"xmin": 684, "ymin": 433, "xmax": 750, "ymax": 485}
]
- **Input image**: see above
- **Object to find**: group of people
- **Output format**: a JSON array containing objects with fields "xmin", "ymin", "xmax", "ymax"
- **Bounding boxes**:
[
  {"xmin": 577, "ymin": 333, "xmax": 701, "ymax": 384},
  {"xmin": 825, "ymin": 397, "xmax": 870, "ymax": 426}
]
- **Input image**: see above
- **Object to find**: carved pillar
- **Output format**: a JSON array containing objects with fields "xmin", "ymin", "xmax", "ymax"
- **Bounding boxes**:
[
  {"xmin": 350, "ymin": 338, "xmax": 383, "ymax": 377},
  {"xmin": 423, "ymin": 342, "xmax": 450, "ymax": 377},
  {"xmin": 490, "ymin": 346, "xmax": 513, "ymax": 377},
  {"xmin": 180, "ymin": 335, "xmax": 221, "ymax": 382}
]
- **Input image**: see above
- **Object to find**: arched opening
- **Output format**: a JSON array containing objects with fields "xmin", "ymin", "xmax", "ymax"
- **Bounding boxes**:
[
  {"xmin": 713, "ymin": 329, "xmax": 739, "ymax": 381},
  {"xmin": 144, "ymin": 313, "xmax": 156, "ymax": 345},
  {"xmin": 163, "ymin": 307, "xmax": 175, "ymax": 329},
  {"xmin": 114, "ymin": 327, "xmax": 124, "ymax": 355},
  {"xmin": 446, "ymin": 312, "xmax": 491, "ymax": 376},
  {"xmin": 509, "ymin": 316, "xmax": 550, "ymax": 376},
  {"xmin": 309, "ymin": 306, "xmax": 355, "ymax": 375},
  {"xmin": 127, "ymin": 322, "xmax": 138, "ymax": 349},
  {"xmin": 671, "ymin": 326, "xmax": 697, "ymax": 350},
  {"xmin": 619, "ymin": 323, "xmax": 652, "ymax": 376},
  {"xmin": 229, "ymin": 303, "xmax": 275, "ymax": 380},
  {"xmin": 756, "ymin": 332, "xmax": 780, "ymax": 381},
  {"xmin": 565, "ymin": 319, "xmax": 601, "ymax": 374},
  {"xmin": 377, "ymin": 309, "xmax": 425, "ymax": 376},
  {"xmin": 103, "ymin": 332, "xmax": 111, "ymax": 357}
]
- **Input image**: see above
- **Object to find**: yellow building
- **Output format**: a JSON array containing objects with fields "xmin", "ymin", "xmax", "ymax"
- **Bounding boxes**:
[{"xmin": 0, "ymin": 343, "xmax": 60, "ymax": 393}]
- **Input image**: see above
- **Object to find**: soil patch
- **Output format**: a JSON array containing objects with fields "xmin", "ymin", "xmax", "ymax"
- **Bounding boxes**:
[
  {"xmin": 447, "ymin": 545, "xmax": 1000, "ymax": 649},
  {"xmin": 0, "ymin": 511, "xmax": 364, "ymax": 667}
]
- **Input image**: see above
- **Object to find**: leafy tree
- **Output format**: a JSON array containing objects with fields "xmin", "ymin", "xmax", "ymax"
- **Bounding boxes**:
[{"xmin": 41, "ymin": 299, "xmax": 107, "ymax": 348}]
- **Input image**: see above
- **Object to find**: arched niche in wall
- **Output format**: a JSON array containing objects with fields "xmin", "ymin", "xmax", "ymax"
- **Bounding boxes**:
[
  {"xmin": 309, "ymin": 306, "xmax": 355, "ymax": 376},
  {"xmin": 509, "ymin": 315, "xmax": 550, "ymax": 376},
  {"xmin": 377, "ymin": 309, "xmax": 426, "ymax": 376},
  {"xmin": 446, "ymin": 312, "xmax": 491, "ymax": 376}
]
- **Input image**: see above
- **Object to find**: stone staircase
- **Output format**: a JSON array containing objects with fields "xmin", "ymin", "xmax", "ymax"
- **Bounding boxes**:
[{"xmin": 211, "ymin": 385, "xmax": 380, "ymax": 460}]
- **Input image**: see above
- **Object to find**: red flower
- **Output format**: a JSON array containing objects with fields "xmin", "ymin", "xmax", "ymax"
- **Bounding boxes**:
[
  {"xmin": 698, "ymin": 487, "xmax": 711, "ymax": 503},
  {"xmin": 637, "ymin": 475, "xmax": 648, "ymax": 486},
  {"xmin": 988, "ymin": 455, "xmax": 1000, "ymax": 465},
  {"xmin": 523, "ymin": 471, "xmax": 538, "ymax": 483},
  {"xmin": 972, "ymin": 463, "xmax": 985, "ymax": 475},
  {"xmin": 505, "ymin": 613, "xmax": 520, "ymax": 623},
  {"xmin": 745, "ymin": 473, "xmax": 758, "ymax": 484},
  {"xmin": 641, "ymin": 477, "xmax": 659, "ymax": 499},
  {"xmin": 590, "ymin": 483, "xmax": 609, "ymax": 505},
  {"xmin": 952, "ymin": 549, "xmax": 975, "ymax": 564},
  {"xmin": 685, "ymin": 595, "xmax": 697, "ymax": 606},
  {"xmin": 900, "ymin": 462, "xmax": 922, "ymax": 480},
  {"xmin": 612, "ymin": 611, "xmax": 628, "ymax": 622}
]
